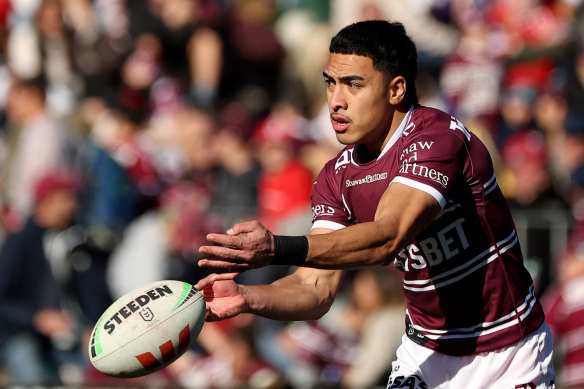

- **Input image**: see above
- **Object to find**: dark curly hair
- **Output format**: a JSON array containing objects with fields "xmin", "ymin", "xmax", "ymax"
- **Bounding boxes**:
[{"xmin": 329, "ymin": 20, "xmax": 419, "ymax": 106}]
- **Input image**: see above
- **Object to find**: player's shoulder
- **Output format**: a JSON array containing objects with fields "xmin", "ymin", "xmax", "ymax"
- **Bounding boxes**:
[
  {"xmin": 403, "ymin": 105, "xmax": 472, "ymax": 150},
  {"xmin": 408, "ymin": 105, "xmax": 470, "ymax": 140},
  {"xmin": 411, "ymin": 105, "xmax": 453, "ymax": 126}
]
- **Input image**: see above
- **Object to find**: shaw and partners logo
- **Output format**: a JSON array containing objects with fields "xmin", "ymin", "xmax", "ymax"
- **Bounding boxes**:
[
  {"xmin": 399, "ymin": 162, "xmax": 449, "ymax": 188},
  {"xmin": 346, "ymin": 172, "xmax": 388, "ymax": 187}
]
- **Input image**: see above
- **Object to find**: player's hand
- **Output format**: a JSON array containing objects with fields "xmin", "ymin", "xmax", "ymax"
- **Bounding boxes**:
[
  {"xmin": 198, "ymin": 220, "xmax": 275, "ymax": 271},
  {"xmin": 194, "ymin": 273, "xmax": 249, "ymax": 322}
]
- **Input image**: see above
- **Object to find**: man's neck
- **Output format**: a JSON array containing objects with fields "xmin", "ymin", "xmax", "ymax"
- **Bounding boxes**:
[
  {"xmin": 356, "ymin": 104, "xmax": 413, "ymax": 163},
  {"xmin": 354, "ymin": 144, "xmax": 378, "ymax": 163}
]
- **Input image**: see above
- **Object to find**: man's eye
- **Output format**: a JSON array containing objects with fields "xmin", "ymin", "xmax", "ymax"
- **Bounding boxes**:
[
  {"xmin": 349, "ymin": 82, "xmax": 360, "ymax": 88},
  {"xmin": 324, "ymin": 79, "xmax": 333, "ymax": 86}
]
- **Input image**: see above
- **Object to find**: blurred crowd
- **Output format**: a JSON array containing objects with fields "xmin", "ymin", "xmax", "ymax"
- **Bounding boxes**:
[{"xmin": 0, "ymin": 0, "xmax": 584, "ymax": 388}]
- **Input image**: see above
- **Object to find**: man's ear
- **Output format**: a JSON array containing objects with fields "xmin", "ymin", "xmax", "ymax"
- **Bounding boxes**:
[{"xmin": 388, "ymin": 76, "xmax": 406, "ymax": 105}]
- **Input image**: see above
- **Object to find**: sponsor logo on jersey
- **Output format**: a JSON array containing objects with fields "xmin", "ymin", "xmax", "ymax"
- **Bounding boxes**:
[
  {"xmin": 399, "ymin": 141, "xmax": 434, "ymax": 161},
  {"xmin": 345, "ymin": 172, "xmax": 388, "ymax": 187},
  {"xmin": 395, "ymin": 218, "xmax": 469, "ymax": 270},
  {"xmin": 103, "ymin": 284, "xmax": 173, "ymax": 335},
  {"xmin": 399, "ymin": 162, "xmax": 449, "ymax": 188},
  {"xmin": 388, "ymin": 374, "xmax": 428, "ymax": 389},
  {"xmin": 514, "ymin": 381, "xmax": 555, "ymax": 389},
  {"xmin": 312, "ymin": 204, "xmax": 335, "ymax": 219},
  {"xmin": 334, "ymin": 149, "xmax": 354, "ymax": 171}
]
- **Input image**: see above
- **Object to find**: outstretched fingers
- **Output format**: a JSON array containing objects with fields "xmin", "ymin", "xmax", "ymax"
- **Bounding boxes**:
[
  {"xmin": 194, "ymin": 272, "xmax": 240, "ymax": 291},
  {"xmin": 199, "ymin": 243, "xmax": 253, "ymax": 263},
  {"xmin": 197, "ymin": 258, "xmax": 251, "ymax": 271},
  {"xmin": 198, "ymin": 220, "xmax": 274, "ymax": 270},
  {"xmin": 205, "ymin": 232, "xmax": 245, "ymax": 248}
]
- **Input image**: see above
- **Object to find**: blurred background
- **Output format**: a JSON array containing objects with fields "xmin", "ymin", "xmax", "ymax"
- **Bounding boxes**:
[{"xmin": 0, "ymin": 0, "xmax": 583, "ymax": 388}]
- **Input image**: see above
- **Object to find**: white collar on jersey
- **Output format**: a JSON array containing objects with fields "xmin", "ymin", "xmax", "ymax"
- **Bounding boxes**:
[{"xmin": 376, "ymin": 105, "xmax": 415, "ymax": 160}]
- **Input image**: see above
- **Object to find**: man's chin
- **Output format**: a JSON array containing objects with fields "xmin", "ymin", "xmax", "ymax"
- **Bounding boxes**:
[{"xmin": 335, "ymin": 132, "xmax": 355, "ymax": 145}]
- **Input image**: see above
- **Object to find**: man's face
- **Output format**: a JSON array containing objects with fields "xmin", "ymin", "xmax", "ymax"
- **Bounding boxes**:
[
  {"xmin": 323, "ymin": 53, "xmax": 394, "ymax": 152},
  {"xmin": 39, "ymin": 189, "xmax": 77, "ymax": 230}
]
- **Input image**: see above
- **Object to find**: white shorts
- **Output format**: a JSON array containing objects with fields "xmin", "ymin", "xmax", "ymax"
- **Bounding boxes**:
[{"xmin": 387, "ymin": 323, "xmax": 556, "ymax": 389}]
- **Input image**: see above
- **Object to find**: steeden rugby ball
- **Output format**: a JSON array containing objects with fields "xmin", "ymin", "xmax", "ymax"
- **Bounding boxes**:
[{"xmin": 88, "ymin": 280, "xmax": 206, "ymax": 378}]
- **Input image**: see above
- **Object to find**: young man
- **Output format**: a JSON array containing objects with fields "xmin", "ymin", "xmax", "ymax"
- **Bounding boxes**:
[{"xmin": 196, "ymin": 20, "xmax": 556, "ymax": 388}]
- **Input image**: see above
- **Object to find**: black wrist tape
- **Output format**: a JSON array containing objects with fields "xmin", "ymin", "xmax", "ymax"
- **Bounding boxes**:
[{"xmin": 272, "ymin": 235, "xmax": 308, "ymax": 266}]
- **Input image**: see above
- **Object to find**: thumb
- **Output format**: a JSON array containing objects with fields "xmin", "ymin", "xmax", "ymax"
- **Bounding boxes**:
[
  {"xmin": 211, "ymin": 272, "xmax": 240, "ymax": 281},
  {"xmin": 195, "ymin": 274, "xmax": 216, "ymax": 290}
]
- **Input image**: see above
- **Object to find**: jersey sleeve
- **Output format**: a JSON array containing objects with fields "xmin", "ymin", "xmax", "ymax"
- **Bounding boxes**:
[
  {"xmin": 394, "ymin": 129, "xmax": 468, "ymax": 209},
  {"xmin": 311, "ymin": 162, "xmax": 351, "ymax": 231}
]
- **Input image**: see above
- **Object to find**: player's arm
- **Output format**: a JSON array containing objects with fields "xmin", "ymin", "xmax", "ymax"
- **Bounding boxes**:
[
  {"xmin": 196, "ymin": 228, "xmax": 345, "ymax": 322},
  {"xmin": 241, "ymin": 265, "xmax": 344, "ymax": 321},
  {"xmin": 305, "ymin": 181, "xmax": 440, "ymax": 268},
  {"xmin": 199, "ymin": 181, "xmax": 441, "ymax": 270}
]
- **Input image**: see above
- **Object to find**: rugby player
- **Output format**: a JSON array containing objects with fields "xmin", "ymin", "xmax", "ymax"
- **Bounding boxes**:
[{"xmin": 196, "ymin": 20, "xmax": 556, "ymax": 388}]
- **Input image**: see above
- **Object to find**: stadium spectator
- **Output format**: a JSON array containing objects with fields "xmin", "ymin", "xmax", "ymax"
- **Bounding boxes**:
[
  {"xmin": 532, "ymin": 87, "xmax": 569, "ymax": 188},
  {"xmin": 220, "ymin": 0, "xmax": 286, "ymax": 118},
  {"xmin": 501, "ymin": 129, "xmax": 570, "ymax": 294},
  {"xmin": 564, "ymin": 43, "xmax": 584, "ymax": 113},
  {"xmin": 2, "ymin": 76, "xmax": 81, "ymax": 231},
  {"xmin": 0, "ymin": 172, "xmax": 83, "ymax": 385},
  {"xmin": 439, "ymin": 21, "xmax": 503, "ymax": 132},
  {"xmin": 501, "ymin": 130, "xmax": 566, "ymax": 209},
  {"xmin": 340, "ymin": 268, "xmax": 406, "ymax": 389},
  {"xmin": 542, "ymin": 223, "xmax": 584, "ymax": 388},
  {"xmin": 175, "ymin": 321, "xmax": 285, "ymax": 389},
  {"xmin": 7, "ymin": 0, "xmax": 84, "ymax": 116},
  {"xmin": 127, "ymin": 0, "xmax": 224, "ymax": 110},
  {"xmin": 495, "ymin": 84, "xmax": 539, "ymax": 148},
  {"xmin": 558, "ymin": 112, "xmax": 584, "ymax": 203},
  {"xmin": 252, "ymin": 100, "xmax": 313, "ymax": 236},
  {"xmin": 209, "ymin": 107, "xmax": 261, "ymax": 231}
]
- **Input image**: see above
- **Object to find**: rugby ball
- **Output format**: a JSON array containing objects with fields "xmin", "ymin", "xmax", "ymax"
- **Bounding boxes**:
[{"xmin": 88, "ymin": 280, "xmax": 206, "ymax": 378}]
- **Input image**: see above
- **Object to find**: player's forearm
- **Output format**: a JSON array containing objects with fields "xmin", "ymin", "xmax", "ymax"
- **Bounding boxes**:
[
  {"xmin": 300, "ymin": 186, "xmax": 441, "ymax": 269},
  {"xmin": 304, "ymin": 219, "xmax": 402, "ymax": 269},
  {"xmin": 240, "ymin": 271, "xmax": 339, "ymax": 321}
]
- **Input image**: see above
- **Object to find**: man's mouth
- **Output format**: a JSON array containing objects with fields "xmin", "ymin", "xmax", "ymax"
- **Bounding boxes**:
[{"xmin": 331, "ymin": 114, "xmax": 350, "ymax": 132}]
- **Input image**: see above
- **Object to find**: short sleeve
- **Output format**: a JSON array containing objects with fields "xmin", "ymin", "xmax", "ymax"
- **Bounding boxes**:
[
  {"xmin": 311, "ymin": 163, "xmax": 350, "ymax": 231},
  {"xmin": 394, "ymin": 130, "xmax": 467, "ymax": 209}
]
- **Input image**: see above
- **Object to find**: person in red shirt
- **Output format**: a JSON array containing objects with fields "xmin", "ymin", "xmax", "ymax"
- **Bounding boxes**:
[{"xmin": 252, "ymin": 109, "xmax": 313, "ymax": 234}]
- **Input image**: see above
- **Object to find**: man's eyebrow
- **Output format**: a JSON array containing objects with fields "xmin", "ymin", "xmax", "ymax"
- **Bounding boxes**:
[{"xmin": 322, "ymin": 72, "xmax": 364, "ymax": 82}]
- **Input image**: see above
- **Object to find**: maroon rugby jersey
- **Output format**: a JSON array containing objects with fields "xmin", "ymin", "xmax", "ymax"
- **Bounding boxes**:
[{"xmin": 311, "ymin": 105, "xmax": 545, "ymax": 355}]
